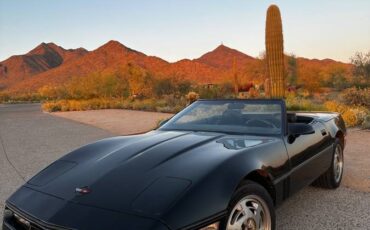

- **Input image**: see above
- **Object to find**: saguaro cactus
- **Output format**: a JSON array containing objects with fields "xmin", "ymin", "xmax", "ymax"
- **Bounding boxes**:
[
  {"xmin": 232, "ymin": 57, "xmax": 239, "ymax": 96},
  {"xmin": 265, "ymin": 5, "xmax": 285, "ymax": 98}
]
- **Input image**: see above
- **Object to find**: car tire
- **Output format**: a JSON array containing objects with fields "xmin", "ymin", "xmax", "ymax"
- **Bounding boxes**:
[
  {"xmin": 312, "ymin": 138, "xmax": 344, "ymax": 189},
  {"xmin": 220, "ymin": 180, "xmax": 275, "ymax": 230}
]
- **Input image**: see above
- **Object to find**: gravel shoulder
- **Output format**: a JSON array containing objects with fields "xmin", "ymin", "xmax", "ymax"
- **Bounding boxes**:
[
  {"xmin": 341, "ymin": 129, "xmax": 370, "ymax": 192},
  {"xmin": 53, "ymin": 109, "xmax": 173, "ymax": 135}
]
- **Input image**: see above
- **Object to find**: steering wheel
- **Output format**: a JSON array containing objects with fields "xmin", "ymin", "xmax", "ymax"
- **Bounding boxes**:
[{"xmin": 245, "ymin": 119, "xmax": 277, "ymax": 128}]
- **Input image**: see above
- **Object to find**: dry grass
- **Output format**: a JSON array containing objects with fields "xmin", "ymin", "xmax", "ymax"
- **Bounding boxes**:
[
  {"xmin": 41, "ymin": 88, "xmax": 370, "ymax": 129},
  {"xmin": 42, "ymin": 97, "xmax": 186, "ymax": 114}
]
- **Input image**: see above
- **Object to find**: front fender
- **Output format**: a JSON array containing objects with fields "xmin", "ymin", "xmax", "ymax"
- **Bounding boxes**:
[{"xmin": 161, "ymin": 136, "xmax": 289, "ymax": 229}]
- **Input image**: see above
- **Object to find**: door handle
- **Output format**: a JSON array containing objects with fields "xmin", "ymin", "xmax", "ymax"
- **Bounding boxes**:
[{"xmin": 321, "ymin": 129, "xmax": 327, "ymax": 136}]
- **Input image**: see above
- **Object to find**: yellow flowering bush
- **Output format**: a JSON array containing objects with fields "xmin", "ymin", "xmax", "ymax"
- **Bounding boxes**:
[
  {"xmin": 324, "ymin": 101, "xmax": 369, "ymax": 127},
  {"xmin": 324, "ymin": 101, "xmax": 347, "ymax": 114},
  {"xmin": 186, "ymin": 92, "xmax": 200, "ymax": 104}
]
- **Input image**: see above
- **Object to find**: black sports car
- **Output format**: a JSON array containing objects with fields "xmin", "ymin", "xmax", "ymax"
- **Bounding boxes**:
[{"xmin": 3, "ymin": 99, "xmax": 346, "ymax": 230}]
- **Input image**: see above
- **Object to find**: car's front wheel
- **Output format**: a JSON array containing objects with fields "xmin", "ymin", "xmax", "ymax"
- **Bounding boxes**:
[{"xmin": 220, "ymin": 180, "xmax": 275, "ymax": 230}]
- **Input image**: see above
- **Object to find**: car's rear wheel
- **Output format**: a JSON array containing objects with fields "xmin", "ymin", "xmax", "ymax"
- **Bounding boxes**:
[
  {"xmin": 312, "ymin": 138, "xmax": 344, "ymax": 189},
  {"xmin": 220, "ymin": 180, "xmax": 275, "ymax": 230}
]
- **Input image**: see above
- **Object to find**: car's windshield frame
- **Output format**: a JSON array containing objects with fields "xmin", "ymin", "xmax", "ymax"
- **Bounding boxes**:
[{"xmin": 159, "ymin": 99, "xmax": 287, "ymax": 136}]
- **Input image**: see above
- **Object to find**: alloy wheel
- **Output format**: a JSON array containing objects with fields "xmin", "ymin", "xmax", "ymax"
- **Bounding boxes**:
[{"xmin": 226, "ymin": 195, "xmax": 271, "ymax": 230}]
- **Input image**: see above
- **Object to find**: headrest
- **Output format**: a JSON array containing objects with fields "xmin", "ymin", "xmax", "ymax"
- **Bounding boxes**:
[{"xmin": 287, "ymin": 113, "xmax": 297, "ymax": 123}]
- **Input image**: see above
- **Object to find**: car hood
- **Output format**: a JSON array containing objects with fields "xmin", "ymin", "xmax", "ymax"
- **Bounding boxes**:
[{"xmin": 24, "ymin": 130, "xmax": 273, "ymax": 217}]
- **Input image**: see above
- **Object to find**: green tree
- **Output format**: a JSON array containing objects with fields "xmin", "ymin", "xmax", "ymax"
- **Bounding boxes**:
[
  {"xmin": 177, "ymin": 80, "xmax": 191, "ymax": 95},
  {"xmin": 297, "ymin": 66, "xmax": 321, "ymax": 94},
  {"xmin": 323, "ymin": 67, "xmax": 349, "ymax": 90},
  {"xmin": 125, "ymin": 63, "xmax": 154, "ymax": 98},
  {"xmin": 351, "ymin": 51, "xmax": 370, "ymax": 86},
  {"xmin": 287, "ymin": 54, "xmax": 298, "ymax": 86},
  {"xmin": 114, "ymin": 71, "xmax": 130, "ymax": 98},
  {"xmin": 154, "ymin": 78, "xmax": 174, "ymax": 96}
]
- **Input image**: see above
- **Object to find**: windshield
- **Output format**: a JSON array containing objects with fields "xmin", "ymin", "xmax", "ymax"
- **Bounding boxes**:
[{"xmin": 159, "ymin": 100, "xmax": 283, "ymax": 135}]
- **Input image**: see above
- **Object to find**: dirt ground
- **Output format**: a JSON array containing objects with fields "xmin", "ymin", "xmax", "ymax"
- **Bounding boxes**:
[
  {"xmin": 341, "ymin": 129, "xmax": 370, "ymax": 192},
  {"xmin": 53, "ymin": 109, "xmax": 370, "ymax": 192},
  {"xmin": 53, "ymin": 109, "xmax": 173, "ymax": 135}
]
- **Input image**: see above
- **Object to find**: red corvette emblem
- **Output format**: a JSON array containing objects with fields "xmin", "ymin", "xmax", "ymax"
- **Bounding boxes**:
[{"xmin": 75, "ymin": 187, "xmax": 91, "ymax": 194}]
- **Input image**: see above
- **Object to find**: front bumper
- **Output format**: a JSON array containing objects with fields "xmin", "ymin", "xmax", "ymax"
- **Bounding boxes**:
[{"xmin": 3, "ymin": 186, "xmax": 169, "ymax": 230}]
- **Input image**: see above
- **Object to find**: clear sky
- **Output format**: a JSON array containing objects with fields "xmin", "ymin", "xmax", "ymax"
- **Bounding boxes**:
[{"xmin": 0, "ymin": 0, "xmax": 369, "ymax": 63}]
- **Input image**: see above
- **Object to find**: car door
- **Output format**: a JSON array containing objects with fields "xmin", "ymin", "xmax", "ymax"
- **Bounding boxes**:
[{"xmin": 284, "ymin": 121, "xmax": 333, "ymax": 195}]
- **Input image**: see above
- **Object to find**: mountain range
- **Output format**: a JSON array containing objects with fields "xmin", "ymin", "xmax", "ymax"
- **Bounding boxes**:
[{"xmin": 0, "ymin": 40, "xmax": 351, "ymax": 93}]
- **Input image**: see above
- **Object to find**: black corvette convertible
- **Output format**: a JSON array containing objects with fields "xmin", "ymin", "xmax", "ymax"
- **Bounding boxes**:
[{"xmin": 3, "ymin": 99, "xmax": 346, "ymax": 230}]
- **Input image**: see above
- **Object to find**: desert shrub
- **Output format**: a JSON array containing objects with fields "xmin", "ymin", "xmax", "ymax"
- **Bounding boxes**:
[
  {"xmin": 38, "ymin": 85, "xmax": 64, "ymax": 100},
  {"xmin": 320, "ymin": 66, "xmax": 350, "ymax": 90},
  {"xmin": 173, "ymin": 104, "xmax": 186, "ymax": 113},
  {"xmin": 285, "ymin": 95, "xmax": 326, "ymax": 111},
  {"xmin": 42, "ymin": 101, "xmax": 62, "ymax": 112},
  {"xmin": 154, "ymin": 79, "xmax": 175, "ymax": 96},
  {"xmin": 155, "ymin": 106, "xmax": 173, "ymax": 113},
  {"xmin": 340, "ymin": 87, "xmax": 370, "ymax": 108},
  {"xmin": 177, "ymin": 81, "xmax": 192, "ymax": 95},
  {"xmin": 361, "ymin": 115, "xmax": 370, "ymax": 129},
  {"xmin": 41, "ymin": 97, "xmax": 186, "ymax": 114},
  {"xmin": 186, "ymin": 92, "xmax": 200, "ymax": 104},
  {"xmin": 155, "ymin": 95, "xmax": 186, "ymax": 113},
  {"xmin": 342, "ymin": 109, "xmax": 358, "ymax": 127},
  {"xmin": 1, "ymin": 93, "xmax": 42, "ymax": 103},
  {"xmin": 324, "ymin": 101, "xmax": 347, "ymax": 114},
  {"xmin": 161, "ymin": 94, "xmax": 183, "ymax": 107},
  {"xmin": 86, "ymin": 98, "xmax": 105, "ymax": 110},
  {"xmin": 131, "ymin": 99, "xmax": 157, "ymax": 111},
  {"xmin": 341, "ymin": 107, "xmax": 367, "ymax": 127},
  {"xmin": 247, "ymin": 88, "xmax": 260, "ymax": 98},
  {"xmin": 0, "ymin": 92, "xmax": 10, "ymax": 102},
  {"xmin": 194, "ymin": 83, "xmax": 235, "ymax": 99},
  {"xmin": 351, "ymin": 51, "xmax": 370, "ymax": 86},
  {"xmin": 324, "ymin": 100, "xmax": 369, "ymax": 127}
]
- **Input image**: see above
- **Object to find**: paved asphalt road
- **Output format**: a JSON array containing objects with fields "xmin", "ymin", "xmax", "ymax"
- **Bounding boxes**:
[
  {"xmin": 1, "ymin": 104, "xmax": 369, "ymax": 229},
  {"xmin": 0, "ymin": 104, "xmax": 112, "ymax": 224}
]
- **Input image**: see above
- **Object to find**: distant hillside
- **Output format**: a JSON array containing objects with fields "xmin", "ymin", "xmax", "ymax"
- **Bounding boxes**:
[
  {"xmin": 195, "ymin": 44, "xmax": 256, "ymax": 69},
  {"xmin": 0, "ymin": 43, "xmax": 87, "ymax": 89},
  {"xmin": 0, "ymin": 40, "xmax": 352, "ymax": 93}
]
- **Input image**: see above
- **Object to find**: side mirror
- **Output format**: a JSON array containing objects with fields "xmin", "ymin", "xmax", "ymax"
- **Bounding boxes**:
[
  {"xmin": 287, "ymin": 123, "xmax": 315, "ymax": 144},
  {"xmin": 157, "ymin": 118, "xmax": 170, "ymax": 128}
]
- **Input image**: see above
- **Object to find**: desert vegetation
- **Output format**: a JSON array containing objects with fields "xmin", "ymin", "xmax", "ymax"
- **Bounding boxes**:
[
  {"xmin": 0, "ymin": 3, "xmax": 369, "ymax": 129},
  {"xmin": 0, "ymin": 50, "xmax": 369, "ymax": 128}
]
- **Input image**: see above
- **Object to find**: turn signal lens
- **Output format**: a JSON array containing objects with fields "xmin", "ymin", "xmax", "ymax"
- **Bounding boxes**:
[
  {"xmin": 199, "ymin": 222, "xmax": 219, "ymax": 230},
  {"xmin": 14, "ymin": 213, "xmax": 31, "ymax": 228},
  {"xmin": 3, "ymin": 208, "xmax": 13, "ymax": 218}
]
